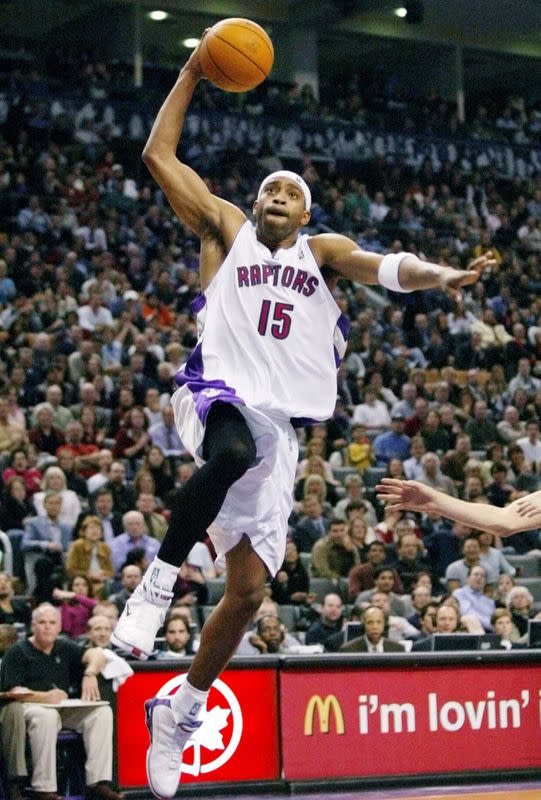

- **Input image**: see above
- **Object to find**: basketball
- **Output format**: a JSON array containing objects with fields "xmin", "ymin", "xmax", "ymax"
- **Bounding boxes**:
[{"xmin": 199, "ymin": 18, "xmax": 274, "ymax": 93}]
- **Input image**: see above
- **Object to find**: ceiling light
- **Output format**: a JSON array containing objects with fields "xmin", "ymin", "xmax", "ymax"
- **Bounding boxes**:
[
  {"xmin": 394, "ymin": 7, "xmax": 407, "ymax": 17},
  {"xmin": 148, "ymin": 10, "xmax": 169, "ymax": 21},
  {"xmin": 182, "ymin": 37, "xmax": 200, "ymax": 48}
]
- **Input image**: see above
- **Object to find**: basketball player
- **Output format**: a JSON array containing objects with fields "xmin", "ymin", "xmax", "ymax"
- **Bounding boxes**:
[
  {"xmin": 376, "ymin": 478, "xmax": 541, "ymax": 535},
  {"xmin": 111, "ymin": 36, "xmax": 495, "ymax": 799}
]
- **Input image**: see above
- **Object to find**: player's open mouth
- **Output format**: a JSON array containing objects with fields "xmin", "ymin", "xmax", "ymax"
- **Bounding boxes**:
[{"xmin": 266, "ymin": 208, "xmax": 288, "ymax": 218}]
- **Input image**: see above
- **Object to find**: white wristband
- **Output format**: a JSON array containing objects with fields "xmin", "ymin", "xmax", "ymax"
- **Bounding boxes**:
[{"xmin": 378, "ymin": 252, "xmax": 413, "ymax": 293}]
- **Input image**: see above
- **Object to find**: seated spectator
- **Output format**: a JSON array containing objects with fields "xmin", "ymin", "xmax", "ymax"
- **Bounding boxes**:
[
  {"xmin": 40, "ymin": 384, "xmax": 74, "ymax": 431},
  {"xmin": 154, "ymin": 612, "xmax": 196, "ymax": 659},
  {"xmin": 142, "ymin": 445, "xmax": 175, "ymax": 501},
  {"xmin": 112, "ymin": 405, "xmax": 150, "ymax": 464},
  {"xmin": 372, "ymin": 411, "xmax": 410, "ymax": 467},
  {"xmin": 407, "ymin": 583, "xmax": 436, "ymax": 630},
  {"xmin": 110, "ymin": 510, "xmax": 160, "ymax": 574},
  {"xmin": 79, "ymin": 405, "xmax": 107, "ymax": 449},
  {"xmin": 445, "ymin": 535, "xmax": 498, "ymax": 591},
  {"xmin": 104, "ymin": 461, "xmax": 136, "ymax": 516},
  {"xmin": 56, "ymin": 448, "xmax": 88, "ymax": 498},
  {"xmin": 58, "ymin": 420, "xmax": 101, "ymax": 479},
  {"xmin": 53, "ymin": 574, "xmax": 98, "ymax": 639},
  {"xmin": 236, "ymin": 597, "xmax": 301, "ymax": 654},
  {"xmin": 136, "ymin": 492, "xmax": 167, "ymax": 540},
  {"xmin": 28, "ymin": 402, "xmax": 65, "ymax": 455},
  {"xmin": 422, "ymin": 515, "xmax": 467, "ymax": 580},
  {"xmin": 517, "ymin": 417, "xmax": 541, "ymax": 471},
  {"xmin": 497, "ymin": 405, "xmax": 525, "ymax": 445},
  {"xmin": 352, "ymin": 387, "xmax": 391, "ymax": 431},
  {"xmin": 2, "ymin": 449, "xmax": 42, "ymax": 497},
  {"xmin": 295, "ymin": 457, "xmax": 339, "ymax": 508},
  {"xmin": 491, "ymin": 608, "xmax": 522, "ymax": 648},
  {"xmin": 343, "ymin": 423, "xmax": 374, "ymax": 474},
  {"xmin": 494, "ymin": 573, "xmax": 516, "ymax": 607},
  {"xmin": 297, "ymin": 436, "xmax": 336, "ymax": 484},
  {"xmin": 348, "ymin": 540, "xmax": 400, "ymax": 598},
  {"xmin": 348, "ymin": 517, "xmax": 372, "ymax": 561},
  {"xmin": 0, "ymin": 476, "xmax": 34, "ymax": 581},
  {"xmin": 293, "ymin": 496, "xmax": 329, "ymax": 553},
  {"xmin": 356, "ymin": 565, "xmax": 407, "ymax": 616},
  {"xmin": 33, "ymin": 465, "xmax": 82, "ymax": 529},
  {"xmin": 478, "ymin": 529, "xmax": 516, "ymax": 579},
  {"xmin": 486, "ymin": 462, "xmax": 516, "ymax": 507},
  {"xmin": 82, "ymin": 487, "xmax": 123, "ymax": 545},
  {"xmin": 66, "ymin": 515, "xmax": 114, "ymax": 596},
  {"xmin": 340, "ymin": 605, "xmax": 405, "ymax": 653},
  {"xmin": 305, "ymin": 592, "xmax": 345, "ymax": 649},
  {"xmin": 453, "ymin": 565, "xmax": 495, "ymax": 631},
  {"xmin": 366, "ymin": 590, "xmax": 419, "ymax": 641},
  {"xmin": 0, "ymin": 395, "xmax": 26, "ymax": 455},
  {"xmin": 0, "ymin": 572, "xmax": 31, "ymax": 629},
  {"xmin": 86, "ymin": 450, "xmax": 114, "ymax": 496},
  {"xmin": 402, "ymin": 436, "xmax": 426, "ymax": 480},
  {"xmin": 506, "ymin": 585, "xmax": 535, "ymax": 637},
  {"xmin": 270, "ymin": 540, "xmax": 313, "ymax": 605},
  {"xmin": 412, "ymin": 602, "xmax": 463, "ymax": 650},
  {"xmin": 417, "ymin": 452, "xmax": 457, "ymax": 496},
  {"xmin": 0, "ymin": 602, "xmax": 122, "ymax": 800},
  {"xmin": 85, "ymin": 614, "xmax": 115, "ymax": 649},
  {"xmin": 22, "ymin": 491, "xmax": 72, "ymax": 602},
  {"xmin": 386, "ymin": 457, "xmax": 407, "ymax": 481},
  {"xmin": 310, "ymin": 518, "xmax": 360, "ymax": 579},
  {"xmin": 440, "ymin": 432, "xmax": 472, "ymax": 495},
  {"xmin": 390, "ymin": 533, "xmax": 432, "ymax": 594},
  {"xmin": 148, "ymin": 407, "xmax": 186, "ymax": 459},
  {"xmin": 464, "ymin": 400, "xmax": 499, "ymax": 451},
  {"xmin": 107, "ymin": 564, "xmax": 142, "ymax": 615},
  {"xmin": 420, "ymin": 409, "xmax": 451, "ymax": 454}
]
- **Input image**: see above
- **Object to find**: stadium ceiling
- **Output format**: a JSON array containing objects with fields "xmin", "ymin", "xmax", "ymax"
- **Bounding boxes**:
[{"xmin": 1, "ymin": 0, "xmax": 541, "ymax": 97}]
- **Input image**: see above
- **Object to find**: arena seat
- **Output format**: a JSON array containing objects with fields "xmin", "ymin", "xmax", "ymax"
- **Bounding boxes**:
[{"xmin": 507, "ymin": 554, "xmax": 540, "ymax": 578}]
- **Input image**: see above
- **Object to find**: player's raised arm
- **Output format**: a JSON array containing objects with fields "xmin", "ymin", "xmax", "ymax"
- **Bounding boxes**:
[
  {"xmin": 376, "ymin": 478, "xmax": 541, "ymax": 538},
  {"xmin": 310, "ymin": 233, "xmax": 496, "ymax": 300},
  {"xmin": 142, "ymin": 38, "xmax": 245, "ymax": 245}
]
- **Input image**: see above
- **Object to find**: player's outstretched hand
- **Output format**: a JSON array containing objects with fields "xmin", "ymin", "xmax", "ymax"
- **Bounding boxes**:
[
  {"xmin": 185, "ymin": 30, "xmax": 209, "ymax": 80},
  {"xmin": 376, "ymin": 478, "xmax": 438, "ymax": 512},
  {"xmin": 439, "ymin": 251, "xmax": 497, "ymax": 302},
  {"xmin": 514, "ymin": 491, "xmax": 541, "ymax": 518}
]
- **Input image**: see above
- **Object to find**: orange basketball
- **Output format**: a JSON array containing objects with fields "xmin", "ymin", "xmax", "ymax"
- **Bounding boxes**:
[{"xmin": 199, "ymin": 18, "xmax": 274, "ymax": 93}]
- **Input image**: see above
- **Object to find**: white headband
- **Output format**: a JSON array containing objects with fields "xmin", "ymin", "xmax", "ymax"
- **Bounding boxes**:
[{"xmin": 257, "ymin": 170, "xmax": 311, "ymax": 210}]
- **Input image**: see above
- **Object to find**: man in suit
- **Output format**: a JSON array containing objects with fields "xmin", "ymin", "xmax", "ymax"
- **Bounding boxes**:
[
  {"xmin": 22, "ymin": 492, "xmax": 72, "ymax": 598},
  {"xmin": 340, "ymin": 605, "xmax": 405, "ymax": 653},
  {"xmin": 293, "ymin": 496, "xmax": 329, "ymax": 553}
]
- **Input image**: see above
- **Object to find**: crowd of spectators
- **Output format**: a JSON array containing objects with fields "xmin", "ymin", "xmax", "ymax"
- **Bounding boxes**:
[{"xmin": 0, "ymin": 50, "xmax": 539, "ymax": 676}]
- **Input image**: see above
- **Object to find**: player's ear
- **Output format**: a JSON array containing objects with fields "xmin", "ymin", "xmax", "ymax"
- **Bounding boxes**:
[
  {"xmin": 252, "ymin": 200, "xmax": 259, "ymax": 215},
  {"xmin": 302, "ymin": 209, "xmax": 311, "ymax": 225}
]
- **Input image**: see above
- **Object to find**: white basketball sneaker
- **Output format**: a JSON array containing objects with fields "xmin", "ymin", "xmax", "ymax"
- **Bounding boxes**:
[
  {"xmin": 145, "ymin": 697, "xmax": 202, "ymax": 799},
  {"xmin": 111, "ymin": 579, "xmax": 173, "ymax": 660}
]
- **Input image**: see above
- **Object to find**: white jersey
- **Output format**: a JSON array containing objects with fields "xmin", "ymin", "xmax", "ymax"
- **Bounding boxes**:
[{"xmin": 176, "ymin": 220, "xmax": 349, "ymax": 422}]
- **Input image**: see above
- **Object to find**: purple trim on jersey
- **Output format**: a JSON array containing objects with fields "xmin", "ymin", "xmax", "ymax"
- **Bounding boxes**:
[
  {"xmin": 337, "ymin": 313, "xmax": 351, "ymax": 339},
  {"xmin": 190, "ymin": 293, "xmax": 206, "ymax": 314},
  {"xmin": 334, "ymin": 346, "xmax": 341, "ymax": 368},
  {"xmin": 176, "ymin": 343, "xmax": 245, "ymax": 424},
  {"xmin": 291, "ymin": 416, "xmax": 319, "ymax": 427}
]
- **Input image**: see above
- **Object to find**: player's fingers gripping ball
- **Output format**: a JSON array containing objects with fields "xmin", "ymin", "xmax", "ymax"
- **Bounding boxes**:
[{"xmin": 199, "ymin": 18, "xmax": 274, "ymax": 93}]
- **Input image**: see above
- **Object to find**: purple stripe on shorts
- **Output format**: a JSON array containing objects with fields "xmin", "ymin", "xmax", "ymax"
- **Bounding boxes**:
[
  {"xmin": 176, "ymin": 343, "xmax": 245, "ymax": 424},
  {"xmin": 190, "ymin": 293, "xmax": 206, "ymax": 314},
  {"xmin": 336, "ymin": 313, "xmax": 351, "ymax": 339}
]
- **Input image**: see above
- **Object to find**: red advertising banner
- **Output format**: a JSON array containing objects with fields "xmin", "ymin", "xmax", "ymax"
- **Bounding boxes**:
[
  {"xmin": 116, "ymin": 667, "xmax": 280, "ymax": 787},
  {"xmin": 280, "ymin": 663, "xmax": 541, "ymax": 779}
]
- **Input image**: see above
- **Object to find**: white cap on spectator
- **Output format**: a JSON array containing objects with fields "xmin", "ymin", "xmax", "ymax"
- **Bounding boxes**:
[{"xmin": 123, "ymin": 290, "xmax": 138, "ymax": 302}]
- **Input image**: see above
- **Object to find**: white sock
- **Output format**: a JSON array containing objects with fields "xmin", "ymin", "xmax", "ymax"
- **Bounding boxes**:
[
  {"xmin": 145, "ymin": 557, "xmax": 179, "ymax": 592},
  {"xmin": 171, "ymin": 680, "xmax": 209, "ymax": 726}
]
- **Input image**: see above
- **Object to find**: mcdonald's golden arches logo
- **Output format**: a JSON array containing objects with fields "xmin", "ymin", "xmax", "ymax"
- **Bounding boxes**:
[{"xmin": 304, "ymin": 694, "xmax": 345, "ymax": 736}]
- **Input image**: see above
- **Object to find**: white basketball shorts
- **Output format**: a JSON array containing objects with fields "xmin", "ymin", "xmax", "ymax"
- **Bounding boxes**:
[{"xmin": 170, "ymin": 385, "xmax": 298, "ymax": 577}]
